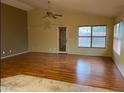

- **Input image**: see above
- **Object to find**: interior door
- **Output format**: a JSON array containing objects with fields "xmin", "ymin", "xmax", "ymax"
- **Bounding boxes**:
[{"xmin": 59, "ymin": 27, "xmax": 66, "ymax": 52}]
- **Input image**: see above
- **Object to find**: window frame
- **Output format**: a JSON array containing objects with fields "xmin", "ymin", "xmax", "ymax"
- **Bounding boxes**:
[
  {"xmin": 113, "ymin": 22, "xmax": 122, "ymax": 55},
  {"xmin": 78, "ymin": 25, "xmax": 107, "ymax": 48}
]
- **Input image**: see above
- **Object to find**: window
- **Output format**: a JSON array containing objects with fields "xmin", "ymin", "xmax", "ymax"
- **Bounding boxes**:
[
  {"xmin": 78, "ymin": 25, "xmax": 107, "ymax": 48},
  {"xmin": 113, "ymin": 22, "xmax": 122, "ymax": 55},
  {"xmin": 78, "ymin": 27, "xmax": 91, "ymax": 47}
]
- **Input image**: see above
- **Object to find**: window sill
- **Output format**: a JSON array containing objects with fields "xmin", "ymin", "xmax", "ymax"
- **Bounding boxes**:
[{"xmin": 78, "ymin": 47, "xmax": 106, "ymax": 49}]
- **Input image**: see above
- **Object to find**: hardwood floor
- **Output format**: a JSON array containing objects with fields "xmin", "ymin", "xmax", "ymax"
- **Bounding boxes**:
[{"xmin": 1, "ymin": 52, "xmax": 124, "ymax": 91}]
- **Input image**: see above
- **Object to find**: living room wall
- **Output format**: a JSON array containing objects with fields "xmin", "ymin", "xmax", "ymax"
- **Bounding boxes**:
[
  {"xmin": 113, "ymin": 12, "xmax": 124, "ymax": 76},
  {"xmin": 1, "ymin": 3, "xmax": 28, "ymax": 58},
  {"xmin": 28, "ymin": 9, "xmax": 114, "ymax": 57}
]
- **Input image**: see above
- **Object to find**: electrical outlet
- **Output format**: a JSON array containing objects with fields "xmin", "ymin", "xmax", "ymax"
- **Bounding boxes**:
[
  {"xmin": 9, "ymin": 50, "xmax": 12, "ymax": 53},
  {"xmin": 2, "ymin": 51, "xmax": 5, "ymax": 55}
]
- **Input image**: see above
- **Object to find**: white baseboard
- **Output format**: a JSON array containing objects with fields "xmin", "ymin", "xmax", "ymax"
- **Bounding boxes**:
[
  {"xmin": 1, "ymin": 51, "xmax": 29, "ymax": 59},
  {"xmin": 115, "ymin": 61, "xmax": 124, "ymax": 77},
  {"xmin": 58, "ymin": 51, "xmax": 68, "ymax": 54}
]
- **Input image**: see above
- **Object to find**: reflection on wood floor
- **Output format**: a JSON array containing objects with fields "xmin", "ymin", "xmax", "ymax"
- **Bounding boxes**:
[{"xmin": 1, "ymin": 52, "xmax": 124, "ymax": 91}]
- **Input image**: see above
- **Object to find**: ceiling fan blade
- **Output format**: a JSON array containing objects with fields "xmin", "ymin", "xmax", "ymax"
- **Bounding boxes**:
[
  {"xmin": 52, "ymin": 16, "xmax": 57, "ymax": 19},
  {"xmin": 54, "ymin": 14, "xmax": 63, "ymax": 17}
]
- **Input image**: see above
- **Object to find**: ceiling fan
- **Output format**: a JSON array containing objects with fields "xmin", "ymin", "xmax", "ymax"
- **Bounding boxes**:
[{"xmin": 43, "ymin": 1, "xmax": 63, "ymax": 19}]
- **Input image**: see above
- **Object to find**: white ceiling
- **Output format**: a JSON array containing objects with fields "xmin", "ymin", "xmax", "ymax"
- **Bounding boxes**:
[{"xmin": 1, "ymin": 0, "xmax": 124, "ymax": 17}]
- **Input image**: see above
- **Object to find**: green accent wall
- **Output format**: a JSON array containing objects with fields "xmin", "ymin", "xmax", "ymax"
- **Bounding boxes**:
[{"xmin": 1, "ymin": 3, "xmax": 28, "ymax": 57}]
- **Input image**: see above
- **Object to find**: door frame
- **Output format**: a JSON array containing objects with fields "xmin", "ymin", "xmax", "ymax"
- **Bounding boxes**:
[{"xmin": 57, "ymin": 26, "xmax": 69, "ymax": 54}]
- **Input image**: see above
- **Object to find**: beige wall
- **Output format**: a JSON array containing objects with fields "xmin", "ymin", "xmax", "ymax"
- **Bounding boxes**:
[
  {"xmin": 113, "ymin": 12, "xmax": 124, "ymax": 76},
  {"xmin": 1, "ymin": 3, "xmax": 28, "ymax": 57},
  {"xmin": 28, "ymin": 9, "xmax": 114, "ymax": 57}
]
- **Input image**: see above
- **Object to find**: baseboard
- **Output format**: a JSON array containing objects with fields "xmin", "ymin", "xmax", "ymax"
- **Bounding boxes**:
[
  {"xmin": 115, "ymin": 61, "xmax": 124, "ymax": 77},
  {"xmin": 1, "ymin": 51, "xmax": 29, "ymax": 59},
  {"xmin": 113, "ymin": 53, "xmax": 124, "ymax": 77}
]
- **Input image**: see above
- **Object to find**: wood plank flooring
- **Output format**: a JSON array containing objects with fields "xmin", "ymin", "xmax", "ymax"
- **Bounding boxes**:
[{"xmin": 1, "ymin": 52, "xmax": 124, "ymax": 91}]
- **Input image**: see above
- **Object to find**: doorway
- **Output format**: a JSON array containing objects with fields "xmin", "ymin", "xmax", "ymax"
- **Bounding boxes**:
[{"xmin": 59, "ymin": 27, "xmax": 66, "ymax": 53}]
